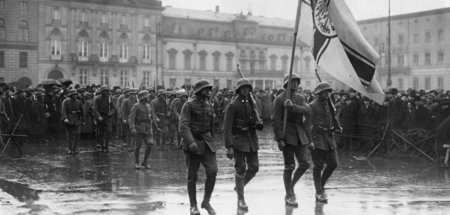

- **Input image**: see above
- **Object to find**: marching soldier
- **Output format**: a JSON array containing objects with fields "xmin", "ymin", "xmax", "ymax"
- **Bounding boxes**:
[
  {"xmin": 170, "ymin": 91, "xmax": 188, "ymax": 148},
  {"xmin": 61, "ymin": 89, "xmax": 84, "ymax": 155},
  {"xmin": 93, "ymin": 86, "xmax": 116, "ymax": 152},
  {"xmin": 179, "ymin": 79, "xmax": 217, "ymax": 215},
  {"xmin": 121, "ymin": 89, "xmax": 138, "ymax": 152},
  {"xmin": 271, "ymin": 74, "xmax": 311, "ymax": 207},
  {"xmin": 309, "ymin": 81, "xmax": 340, "ymax": 203},
  {"xmin": 129, "ymin": 90, "xmax": 153, "ymax": 169},
  {"xmin": 150, "ymin": 89, "xmax": 168, "ymax": 149},
  {"xmin": 223, "ymin": 78, "xmax": 263, "ymax": 211}
]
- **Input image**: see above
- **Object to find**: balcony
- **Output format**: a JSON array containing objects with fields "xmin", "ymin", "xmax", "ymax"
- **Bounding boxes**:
[
  {"xmin": 377, "ymin": 66, "xmax": 412, "ymax": 76},
  {"xmin": 50, "ymin": 54, "xmax": 62, "ymax": 61}
]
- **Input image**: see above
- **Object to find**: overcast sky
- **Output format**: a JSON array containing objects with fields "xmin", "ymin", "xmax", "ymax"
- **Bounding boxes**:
[{"xmin": 162, "ymin": 0, "xmax": 450, "ymax": 21}]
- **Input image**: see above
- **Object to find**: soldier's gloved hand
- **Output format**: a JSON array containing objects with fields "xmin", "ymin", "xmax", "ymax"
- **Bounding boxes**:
[
  {"xmin": 308, "ymin": 142, "xmax": 315, "ymax": 151},
  {"xmin": 255, "ymin": 121, "xmax": 264, "ymax": 130},
  {"xmin": 98, "ymin": 116, "xmax": 103, "ymax": 121},
  {"xmin": 284, "ymin": 99, "xmax": 294, "ymax": 108},
  {"xmin": 64, "ymin": 119, "xmax": 69, "ymax": 124},
  {"xmin": 189, "ymin": 142, "xmax": 198, "ymax": 153},
  {"xmin": 226, "ymin": 147, "xmax": 234, "ymax": 160},
  {"xmin": 131, "ymin": 129, "xmax": 137, "ymax": 135},
  {"xmin": 277, "ymin": 140, "xmax": 286, "ymax": 151}
]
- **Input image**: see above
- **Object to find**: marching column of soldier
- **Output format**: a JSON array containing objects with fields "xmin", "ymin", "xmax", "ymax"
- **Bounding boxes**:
[{"xmin": 3, "ymin": 71, "xmax": 450, "ymax": 214}]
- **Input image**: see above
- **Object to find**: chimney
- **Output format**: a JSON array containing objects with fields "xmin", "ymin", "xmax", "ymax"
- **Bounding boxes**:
[{"xmin": 215, "ymin": 5, "xmax": 220, "ymax": 13}]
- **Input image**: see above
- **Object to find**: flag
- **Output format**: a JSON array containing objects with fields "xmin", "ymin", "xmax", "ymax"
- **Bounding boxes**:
[{"xmin": 298, "ymin": 0, "xmax": 385, "ymax": 104}]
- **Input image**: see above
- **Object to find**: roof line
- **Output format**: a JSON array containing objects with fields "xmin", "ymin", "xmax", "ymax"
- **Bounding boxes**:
[{"xmin": 358, "ymin": 7, "xmax": 450, "ymax": 24}]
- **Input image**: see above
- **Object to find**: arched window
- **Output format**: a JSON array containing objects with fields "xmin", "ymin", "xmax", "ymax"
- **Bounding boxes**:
[
  {"xmin": 212, "ymin": 51, "xmax": 221, "ymax": 71},
  {"xmin": 270, "ymin": 54, "xmax": 277, "ymax": 71},
  {"xmin": 142, "ymin": 34, "xmax": 151, "ymax": 62},
  {"xmin": 183, "ymin": 49, "xmax": 192, "ymax": 70},
  {"xmin": 77, "ymin": 29, "xmax": 89, "ymax": 61},
  {"xmin": 49, "ymin": 28, "xmax": 62, "ymax": 59},
  {"xmin": 198, "ymin": 50, "xmax": 207, "ymax": 71},
  {"xmin": 99, "ymin": 31, "xmax": 109, "ymax": 62},
  {"xmin": 118, "ymin": 33, "xmax": 129, "ymax": 62},
  {"xmin": 19, "ymin": 20, "xmax": 29, "ymax": 42},
  {"xmin": 167, "ymin": 48, "xmax": 178, "ymax": 70},
  {"xmin": 0, "ymin": 19, "xmax": 5, "ymax": 40}
]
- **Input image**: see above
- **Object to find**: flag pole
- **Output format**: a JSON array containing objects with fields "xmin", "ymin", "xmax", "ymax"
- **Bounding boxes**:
[{"xmin": 282, "ymin": 0, "xmax": 302, "ymax": 139}]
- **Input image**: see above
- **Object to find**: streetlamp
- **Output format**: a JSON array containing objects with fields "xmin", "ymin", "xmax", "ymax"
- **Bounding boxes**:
[{"xmin": 387, "ymin": 0, "xmax": 392, "ymax": 87}]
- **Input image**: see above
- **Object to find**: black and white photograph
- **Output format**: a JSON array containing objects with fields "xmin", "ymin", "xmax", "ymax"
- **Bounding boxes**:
[{"xmin": 0, "ymin": 0, "xmax": 450, "ymax": 214}]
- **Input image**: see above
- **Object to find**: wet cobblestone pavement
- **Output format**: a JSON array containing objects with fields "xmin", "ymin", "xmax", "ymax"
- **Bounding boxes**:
[{"xmin": 1, "ymin": 126, "xmax": 449, "ymax": 214}]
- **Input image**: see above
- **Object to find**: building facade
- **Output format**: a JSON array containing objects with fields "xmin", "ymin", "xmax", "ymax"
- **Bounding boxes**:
[
  {"xmin": 0, "ymin": 0, "xmax": 39, "ymax": 88},
  {"xmin": 359, "ymin": 8, "xmax": 450, "ymax": 91},
  {"xmin": 161, "ymin": 7, "xmax": 317, "ymax": 90},
  {"xmin": 1, "ymin": 1, "xmax": 449, "ymax": 91}
]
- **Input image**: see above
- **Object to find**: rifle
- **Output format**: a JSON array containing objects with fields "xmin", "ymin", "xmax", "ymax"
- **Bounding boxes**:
[
  {"xmin": 315, "ymin": 69, "xmax": 342, "ymax": 132},
  {"xmin": 236, "ymin": 64, "xmax": 263, "ymax": 125}
]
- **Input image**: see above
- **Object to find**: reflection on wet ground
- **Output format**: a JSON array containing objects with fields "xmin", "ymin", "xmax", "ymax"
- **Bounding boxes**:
[{"xmin": 0, "ymin": 126, "xmax": 449, "ymax": 214}]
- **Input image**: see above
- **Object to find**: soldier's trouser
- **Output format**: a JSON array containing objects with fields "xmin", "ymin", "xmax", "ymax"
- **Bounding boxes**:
[
  {"xmin": 234, "ymin": 150, "xmax": 259, "ymax": 200},
  {"xmin": 124, "ymin": 123, "xmax": 134, "ymax": 149},
  {"xmin": 282, "ymin": 144, "xmax": 310, "ymax": 196},
  {"xmin": 97, "ymin": 117, "xmax": 112, "ymax": 149},
  {"xmin": 311, "ymin": 149, "xmax": 338, "ymax": 194},
  {"xmin": 134, "ymin": 133, "xmax": 152, "ymax": 165},
  {"xmin": 169, "ymin": 122, "xmax": 178, "ymax": 144},
  {"xmin": 65, "ymin": 125, "xmax": 80, "ymax": 151},
  {"xmin": 186, "ymin": 148, "xmax": 218, "ymax": 206}
]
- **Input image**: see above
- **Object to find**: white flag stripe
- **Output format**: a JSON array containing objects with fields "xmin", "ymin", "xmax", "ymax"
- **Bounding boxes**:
[{"xmin": 342, "ymin": 44, "xmax": 376, "ymax": 69}]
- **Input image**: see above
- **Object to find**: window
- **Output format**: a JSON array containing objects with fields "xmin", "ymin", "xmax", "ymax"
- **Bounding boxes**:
[
  {"xmin": 170, "ymin": 78, "xmax": 176, "ymax": 88},
  {"xmin": 0, "ymin": 51, "xmax": 4, "ymax": 68},
  {"xmin": 120, "ymin": 70, "xmax": 129, "ymax": 86},
  {"xmin": 143, "ymin": 71, "xmax": 151, "ymax": 86},
  {"xmin": 259, "ymin": 61, "xmax": 266, "ymax": 71},
  {"xmin": 226, "ymin": 53, "xmax": 233, "ymax": 72},
  {"xmin": 425, "ymin": 31, "xmax": 431, "ymax": 43},
  {"xmin": 304, "ymin": 57, "xmax": 311, "ymax": 73},
  {"xmin": 78, "ymin": 41, "xmax": 88, "ymax": 59},
  {"xmin": 20, "ymin": 1, "xmax": 28, "ymax": 11},
  {"xmin": 0, "ymin": 19, "xmax": 5, "ymax": 41},
  {"xmin": 121, "ymin": 14, "xmax": 128, "ymax": 28},
  {"xmin": 398, "ymin": 34, "xmax": 404, "ymax": 44},
  {"xmin": 425, "ymin": 76, "xmax": 431, "ymax": 90},
  {"xmin": 270, "ymin": 55, "xmax": 277, "ymax": 71},
  {"xmin": 294, "ymin": 56, "xmax": 300, "ymax": 73},
  {"xmin": 101, "ymin": 14, "xmax": 108, "ymax": 24},
  {"xmin": 281, "ymin": 56, "xmax": 289, "ymax": 74},
  {"xmin": 199, "ymin": 51, "xmax": 207, "ymax": 71},
  {"xmin": 0, "ymin": 0, "xmax": 4, "ymax": 9},
  {"xmin": 142, "ymin": 44, "xmax": 151, "ymax": 61},
  {"xmin": 374, "ymin": 38, "xmax": 379, "ymax": 46},
  {"xmin": 19, "ymin": 52, "xmax": 27, "ymax": 68},
  {"xmin": 214, "ymin": 79, "xmax": 219, "ymax": 88},
  {"xmin": 398, "ymin": 78, "xmax": 404, "ymax": 90},
  {"xmin": 80, "ymin": 11, "xmax": 87, "ymax": 23},
  {"xmin": 413, "ymin": 54, "xmax": 419, "ymax": 66},
  {"xmin": 413, "ymin": 78, "xmax": 419, "ymax": 89},
  {"xmin": 227, "ymin": 79, "xmax": 232, "ymax": 89},
  {"xmin": 413, "ymin": 33, "xmax": 419, "ymax": 43},
  {"xmin": 53, "ymin": 8, "xmax": 61, "ymax": 21},
  {"xmin": 51, "ymin": 40, "xmax": 61, "ymax": 57},
  {"xmin": 397, "ymin": 54, "xmax": 404, "ymax": 67},
  {"xmin": 265, "ymin": 80, "xmax": 273, "ymax": 89},
  {"xmin": 100, "ymin": 70, "xmax": 109, "ymax": 86},
  {"xmin": 184, "ymin": 50, "xmax": 192, "ymax": 70},
  {"xmin": 438, "ymin": 51, "xmax": 444, "ymax": 64},
  {"xmin": 425, "ymin": 52, "xmax": 431, "ymax": 65},
  {"xmin": 184, "ymin": 78, "xmax": 191, "ymax": 86},
  {"xmin": 213, "ymin": 52, "xmax": 220, "ymax": 71},
  {"xmin": 168, "ymin": 49, "xmax": 177, "ymax": 69},
  {"xmin": 99, "ymin": 43, "xmax": 108, "ymax": 60},
  {"xmin": 19, "ymin": 20, "xmax": 29, "ymax": 42},
  {"xmin": 438, "ymin": 77, "xmax": 444, "ymax": 89},
  {"xmin": 119, "ymin": 43, "xmax": 128, "ymax": 62},
  {"xmin": 79, "ymin": 69, "xmax": 88, "ymax": 85},
  {"xmin": 144, "ymin": 17, "xmax": 150, "ymax": 28},
  {"xmin": 438, "ymin": 29, "xmax": 444, "ymax": 42}
]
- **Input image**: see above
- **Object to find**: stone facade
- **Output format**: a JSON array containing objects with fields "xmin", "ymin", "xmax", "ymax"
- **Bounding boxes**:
[
  {"xmin": 0, "ymin": 0, "xmax": 39, "ymax": 87},
  {"xmin": 1, "ymin": 1, "xmax": 449, "ymax": 91},
  {"xmin": 359, "ymin": 8, "xmax": 450, "ymax": 91}
]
